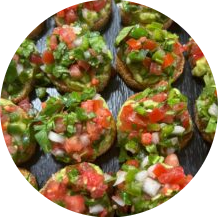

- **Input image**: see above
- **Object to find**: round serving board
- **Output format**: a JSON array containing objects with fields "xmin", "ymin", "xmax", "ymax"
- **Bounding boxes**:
[{"xmin": 22, "ymin": 1, "xmax": 210, "ymax": 188}]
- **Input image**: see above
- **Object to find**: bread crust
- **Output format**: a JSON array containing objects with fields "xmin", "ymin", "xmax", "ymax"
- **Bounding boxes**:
[
  {"xmin": 27, "ymin": 22, "xmax": 45, "ymax": 39},
  {"xmin": 194, "ymin": 106, "xmax": 214, "ymax": 144},
  {"xmin": 19, "ymin": 168, "xmax": 38, "ymax": 189},
  {"xmin": 116, "ymin": 48, "xmax": 185, "ymax": 91}
]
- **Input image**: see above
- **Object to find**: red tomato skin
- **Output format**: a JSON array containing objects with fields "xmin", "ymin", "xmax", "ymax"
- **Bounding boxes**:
[
  {"xmin": 143, "ymin": 39, "xmax": 157, "ymax": 51},
  {"xmin": 162, "ymin": 114, "xmax": 174, "ymax": 124},
  {"xmin": 180, "ymin": 110, "xmax": 190, "ymax": 129},
  {"xmin": 162, "ymin": 53, "xmax": 174, "ymax": 69},
  {"xmin": 152, "ymin": 93, "xmax": 167, "ymax": 102},
  {"xmin": 150, "ymin": 62, "xmax": 162, "ymax": 75},
  {"xmin": 64, "ymin": 195, "xmax": 86, "ymax": 213},
  {"xmin": 93, "ymin": 0, "xmax": 107, "ymax": 12},
  {"xmin": 141, "ymin": 132, "xmax": 152, "ymax": 145},
  {"xmin": 49, "ymin": 35, "xmax": 58, "ymax": 50},
  {"xmin": 143, "ymin": 57, "xmax": 152, "ymax": 70},
  {"xmin": 57, "ymin": 10, "xmax": 65, "ymax": 18},
  {"xmin": 69, "ymin": 64, "xmax": 82, "ymax": 78},
  {"xmin": 77, "ymin": 60, "xmax": 90, "ymax": 71},
  {"xmin": 153, "ymin": 164, "xmax": 168, "ymax": 177},
  {"xmin": 164, "ymin": 154, "xmax": 180, "ymax": 167},
  {"xmin": 30, "ymin": 54, "xmax": 43, "ymax": 65},
  {"xmin": 91, "ymin": 78, "xmax": 100, "ymax": 86},
  {"xmin": 18, "ymin": 98, "xmax": 32, "ymax": 112},
  {"xmin": 54, "ymin": 117, "xmax": 66, "ymax": 133},
  {"xmin": 149, "ymin": 108, "xmax": 165, "ymax": 123},
  {"xmin": 42, "ymin": 51, "xmax": 54, "ymax": 64},
  {"xmin": 64, "ymin": 136, "xmax": 83, "ymax": 153},
  {"xmin": 126, "ymin": 159, "xmax": 139, "ymax": 168},
  {"xmin": 81, "ymin": 100, "xmax": 94, "ymax": 113},
  {"xmin": 173, "ymin": 42, "xmax": 184, "ymax": 55},
  {"xmin": 65, "ymin": 10, "xmax": 77, "ymax": 24},
  {"xmin": 3, "ymin": 133, "xmax": 12, "ymax": 146},
  {"xmin": 86, "ymin": 121, "xmax": 102, "ymax": 141},
  {"xmin": 126, "ymin": 38, "xmax": 142, "ymax": 50}
]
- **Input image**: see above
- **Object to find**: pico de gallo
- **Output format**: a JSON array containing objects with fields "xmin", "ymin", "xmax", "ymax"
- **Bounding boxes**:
[
  {"xmin": 195, "ymin": 73, "xmax": 217, "ymax": 143},
  {"xmin": 0, "ymin": 98, "xmax": 36, "ymax": 165},
  {"xmin": 19, "ymin": 168, "xmax": 38, "ymax": 190},
  {"xmin": 112, "ymin": 154, "xmax": 192, "ymax": 215},
  {"xmin": 2, "ymin": 39, "xmax": 42, "ymax": 103},
  {"xmin": 40, "ymin": 163, "xmax": 113, "ymax": 216},
  {"xmin": 186, "ymin": 38, "xmax": 212, "ymax": 77},
  {"xmin": 41, "ymin": 25, "xmax": 112, "ymax": 92},
  {"xmin": 115, "ymin": 23, "xmax": 185, "ymax": 89},
  {"xmin": 117, "ymin": 84, "xmax": 193, "ymax": 161},
  {"xmin": 117, "ymin": 1, "xmax": 172, "ymax": 28},
  {"xmin": 55, "ymin": 0, "xmax": 112, "ymax": 30},
  {"xmin": 33, "ymin": 88, "xmax": 116, "ymax": 163}
]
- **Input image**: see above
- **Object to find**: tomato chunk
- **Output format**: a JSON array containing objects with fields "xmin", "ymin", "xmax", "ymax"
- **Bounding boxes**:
[
  {"xmin": 143, "ymin": 39, "xmax": 157, "ymax": 51},
  {"xmin": 64, "ymin": 195, "xmax": 86, "ymax": 213},
  {"xmin": 126, "ymin": 159, "xmax": 139, "ymax": 168},
  {"xmin": 141, "ymin": 132, "xmax": 152, "ymax": 145},
  {"xmin": 126, "ymin": 38, "xmax": 142, "ymax": 50},
  {"xmin": 150, "ymin": 62, "xmax": 162, "ymax": 75},
  {"xmin": 64, "ymin": 136, "xmax": 83, "ymax": 153},
  {"xmin": 65, "ymin": 10, "xmax": 77, "ymax": 24},
  {"xmin": 152, "ymin": 93, "xmax": 167, "ymax": 102},
  {"xmin": 42, "ymin": 50, "xmax": 54, "ymax": 64},
  {"xmin": 162, "ymin": 53, "xmax": 174, "ymax": 69},
  {"xmin": 149, "ymin": 108, "xmax": 165, "ymax": 123},
  {"xmin": 153, "ymin": 164, "xmax": 168, "ymax": 177},
  {"xmin": 30, "ymin": 54, "xmax": 43, "ymax": 65}
]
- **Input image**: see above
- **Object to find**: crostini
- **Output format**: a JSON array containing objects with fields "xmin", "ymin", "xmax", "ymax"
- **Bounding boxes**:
[
  {"xmin": 112, "ymin": 154, "xmax": 192, "ymax": 215},
  {"xmin": 0, "ymin": 98, "xmax": 36, "ymax": 165},
  {"xmin": 195, "ymin": 74, "xmax": 217, "ymax": 143},
  {"xmin": 186, "ymin": 38, "xmax": 212, "ymax": 77},
  {"xmin": 117, "ymin": 84, "xmax": 193, "ymax": 161},
  {"xmin": 117, "ymin": 1, "xmax": 173, "ymax": 29},
  {"xmin": 115, "ymin": 23, "xmax": 185, "ymax": 90},
  {"xmin": 27, "ymin": 21, "xmax": 45, "ymax": 39},
  {"xmin": 40, "ymin": 162, "xmax": 114, "ymax": 216},
  {"xmin": 41, "ymin": 25, "xmax": 112, "ymax": 92},
  {"xmin": 2, "ymin": 39, "xmax": 42, "ymax": 103},
  {"xmin": 19, "ymin": 168, "xmax": 38, "ymax": 189},
  {"xmin": 55, "ymin": 0, "xmax": 112, "ymax": 31},
  {"xmin": 33, "ymin": 88, "xmax": 116, "ymax": 163}
]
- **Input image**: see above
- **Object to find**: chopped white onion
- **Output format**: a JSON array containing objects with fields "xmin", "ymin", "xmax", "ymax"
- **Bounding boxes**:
[
  {"xmin": 143, "ymin": 177, "xmax": 161, "ymax": 197},
  {"xmin": 72, "ymin": 26, "xmax": 82, "ymax": 35},
  {"xmin": 208, "ymin": 103, "xmax": 218, "ymax": 117},
  {"xmin": 160, "ymin": 123, "xmax": 167, "ymax": 128},
  {"xmin": 97, "ymin": 55, "xmax": 104, "ymax": 63},
  {"xmin": 102, "ymin": 45, "xmax": 109, "ymax": 54},
  {"xmin": 112, "ymin": 196, "xmax": 125, "ymax": 207},
  {"xmin": 51, "ymin": 149, "xmax": 65, "ymax": 157},
  {"xmin": 113, "ymin": 171, "xmax": 127, "ymax": 186},
  {"xmin": 79, "ymin": 133, "xmax": 90, "ymax": 147},
  {"xmin": 48, "ymin": 131, "xmax": 65, "ymax": 144},
  {"xmin": 170, "ymin": 137, "xmax": 179, "ymax": 145},
  {"xmin": 82, "ymin": 8, "xmax": 88, "ymax": 19},
  {"xmin": 84, "ymin": 51, "xmax": 91, "ymax": 59},
  {"xmin": 147, "ymin": 165, "xmax": 156, "ymax": 178},
  {"xmin": 89, "ymin": 204, "xmax": 104, "ymax": 214},
  {"xmin": 93, "ymin": 94, "xmax": 101, "ymax": 100},
  {"xmin": 74, "ymin": 37, "xmax": 83, "ymax": 47},
  {"xmin": 135, "ymin": 170, "xmax": 148, "ymax": 182},
  {"xmin": 40, "ymin": 65, "xmax": 46, "ymax": 72},
  {"xmin": 141, "ymin": 156, "xmax": 149, "ymax": 168},
  {"xmin": 104, "ymin": 173, "xmax": 113, "ymax": 182},
  {"xmin": 172, "ymin": 126, "xmax": 185, "ymax": 135},
  {"xmin": 151, "ymin": 132, "xmax": 159, "ymax": 144},
  {"xmin": 16, "ymin": 64, "xmax": 24, "ymax": 75}
]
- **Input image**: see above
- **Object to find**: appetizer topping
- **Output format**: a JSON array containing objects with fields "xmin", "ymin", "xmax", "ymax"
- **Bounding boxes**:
[
  {"xmin": 34, "ymin": 88, "xmax": 115, "ymax": 163},
  {"xmin": 1, "ymin": 98, "xmax": 35, "ymax": 165},
  {"xmin": 112, "ymin": 154, "xmax": 192, "ymax": 215},
  {"xmin": 2, "ymin": 39, "xmax": 41, "ymax": 103},
  {"xmin": 116, "ymin": 23, "xmax": 184, "ymax": 87},
  {"xmin": 117, "ymin": 85, "xmax": 193, "ymax": 161},
  {"xmin": 42, "ymin": 25, "xmax": 112, "ymax": 92},
  {"xmin": 40, "ymin": 163, "xmax": 113, "ymax": 216}
]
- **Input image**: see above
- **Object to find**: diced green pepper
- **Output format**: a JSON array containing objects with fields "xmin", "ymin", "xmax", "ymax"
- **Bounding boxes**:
[
  {"xmin": 130, "ymin": 26, "xmax": 148, "ymax": 39},
  {"xmin": 125, "ymin": 140, "xmax": 139, "ymax": 154},
  {"xmin": 147, "ymin": 123, "xmax": 161, "ymax": 131},
  {"xmin": 134, "ymin": 105, "xmax": 146, "ymax": 116},
  {"xmin": 152, "ymin": 50, "xmax": 165, "ymax": 64},
  {"xmin": 161, "ymin": 125, "xmax": 174, "ymax": 138},
  {"xmin": 7, "ymin": 123, "xmax": 26, "ymax": 135},
  {"xmin": 126, "ymin": 182, "xmax": 142, "ymax": 196}
]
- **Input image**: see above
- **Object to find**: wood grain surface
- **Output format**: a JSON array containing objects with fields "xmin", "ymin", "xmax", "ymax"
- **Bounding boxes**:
[{"xmin": 23, "ymin": 1, "xmax": 210, "ymax": 188}]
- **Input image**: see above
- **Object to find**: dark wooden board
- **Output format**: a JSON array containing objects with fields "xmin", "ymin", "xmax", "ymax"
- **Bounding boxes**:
[{"xmin": 23, "ymin": 1, "xmax": 210, "ymax": 188}]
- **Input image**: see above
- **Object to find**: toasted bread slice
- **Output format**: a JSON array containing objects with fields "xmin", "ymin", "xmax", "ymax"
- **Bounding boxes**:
[
  {"xmin": 27, "ymin": 22, "xmax": 45, "ymax": 39},
  {"xmin": 19, "ymin": 168, "xmax": 38, "ymax": 189},
  {"xmin": 116, "ymin": 48, "xmax": 185, "ymax": 91},
  {"xmin": 195, "ymin": 106, "xmax": 214, "ymax": 144}
]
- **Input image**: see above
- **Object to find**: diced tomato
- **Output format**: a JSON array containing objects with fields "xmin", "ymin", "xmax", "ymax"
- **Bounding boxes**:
[
  {"xmin": 42, "ymin": 50, "xmax": 54, "ymax": 64},
  {"xmin": 149, "ymin": 108, "xmax": 165, "ymax": 123},
  {"xmin": 191, "ymin": 53, "xmax": 204, "ymax": 65},
  {"xmin": 59, "ymin": 27, "xmax": 76, "ymax": 46},
  {"xmin": 141, "ymin": 132, "xmax": 152, "ymax": 145},
  {"xmin": 158, "ymin": 167, "xmax": 185, "ymax": 185},
  {"xmin": 84, "ymin": 2, "xmax": 94, "ymax": 10},
  {"xmin": 41, "ymin": 102, "xmax": 47, "ymax": 109},
  {"xmin": 64, "ymin": 195, "xmax": 86, "ymax": 213},
  {"xmin": 57, "ymin": 10, "xmax": 65, "ymax": 18},
  {"xmin": 143, "ymin": 57, "xmax": 152, "ymax": 70},
  {"xmin": 162, "ymin": 114, "xmax": 174, "ymax": 124},
  {"xmin": 30, "ymin": 54, "xmax": 43, "ymax": 65},
  {"xmin": 43, "ymin": 181, "xmax": 66, "ymax": 201},
  {"xmin": 215, "ymin": 90, "xmax": 217, "ymax": 97},
  {"xmin": 86, "ymin": 121, "xmax": 102, "ymax": 141},
  {"xmin": 93, "ymin": 0, "xmax": 107, "ymax": 12},
  {"xmin": 3, "ymin": 133, "xmax": 12, "ymax": 147},
  {"xmin": 54, "ymin": 117, "xmax": 66, "ymax": 133},
  {"xmin": 64, "ymin": 136, "xmax": 83, "ymax": 153},
  {"xmin": 18, "ymin": 98, "xmax": 32, "ymax": 112},
  {"xmin": 153, "ymin": 164, "xmax": 168, "ymax": 177},
  {"xmin": 164, "ymin": 154, "xmax": 180, "ymax": 167},
  {"xmin": 65, "ymin": 10, "xmax": 77, "ymax": 24},
  {"xmin": 93, "ymin": 100, "xmax": 103, "ymax": 112},
  {"xmin": 128, "ymin": 131, "xmax": 139, "ymax": 139},
  {"xmin": 173, "ymin": 42, "xmax": 184, "ymax": 55},
  {"xmin": 180, "ymin": 110, "xmax": 190, "ymax": 129},
  {"xmin": 91, "ymin": 78, "xmax": 100, "ymax": 86},
  {"xmin": 94, "ymin": 110, "xmax": 111, "ymax": 128},
  {"xmin": 49, "ymin": 35, "xmax": 58, "ymax": 50},
  {"xmin": 173, "ymin": 102, "xmax": 186, "ymax": 111},
  {"xmin": 152, "ymin": 93, "xmax": 167, "ymax": 102},
  {"xmin": 69, "ymin": 64, "xmax": 82, "ymax": 78},
  {"xmin": 150, "ymin": 62, "xmax": 162, "ymax": 75},
  {"xmin": 68, "ymin": 5, "xmax": 78, "ymax": 10},
  {"xmin": 126, "ymin": 159, "xmax": 139, "ymax": 168},
  {"xmin": 4, "ymin": 105, "xmax": 17, "ymax": 113},
  {"xmin": 162, "ymin": 53, "xmax": 174, "ymax": 69},
  {"xmin": 77, "ymin": 60, "xmax": 90, "ymax": 71},
  {"xmin": 81, "ymin": 100, "xmax": 94, "ymax": 113},
  {"xmin": 126, "ymin": 38, "xmax": 142, "ymax": 50},
  {"xmin": 12, "ymin": 54, "xmax": 19, "ymax": 63},
  {"xmin": 143, "ymin": 39, "xmax": 157, "ymax": 51},
  {"xmin": 100, "ymin": 209, "xmax": 108, "ymax": 217}
]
